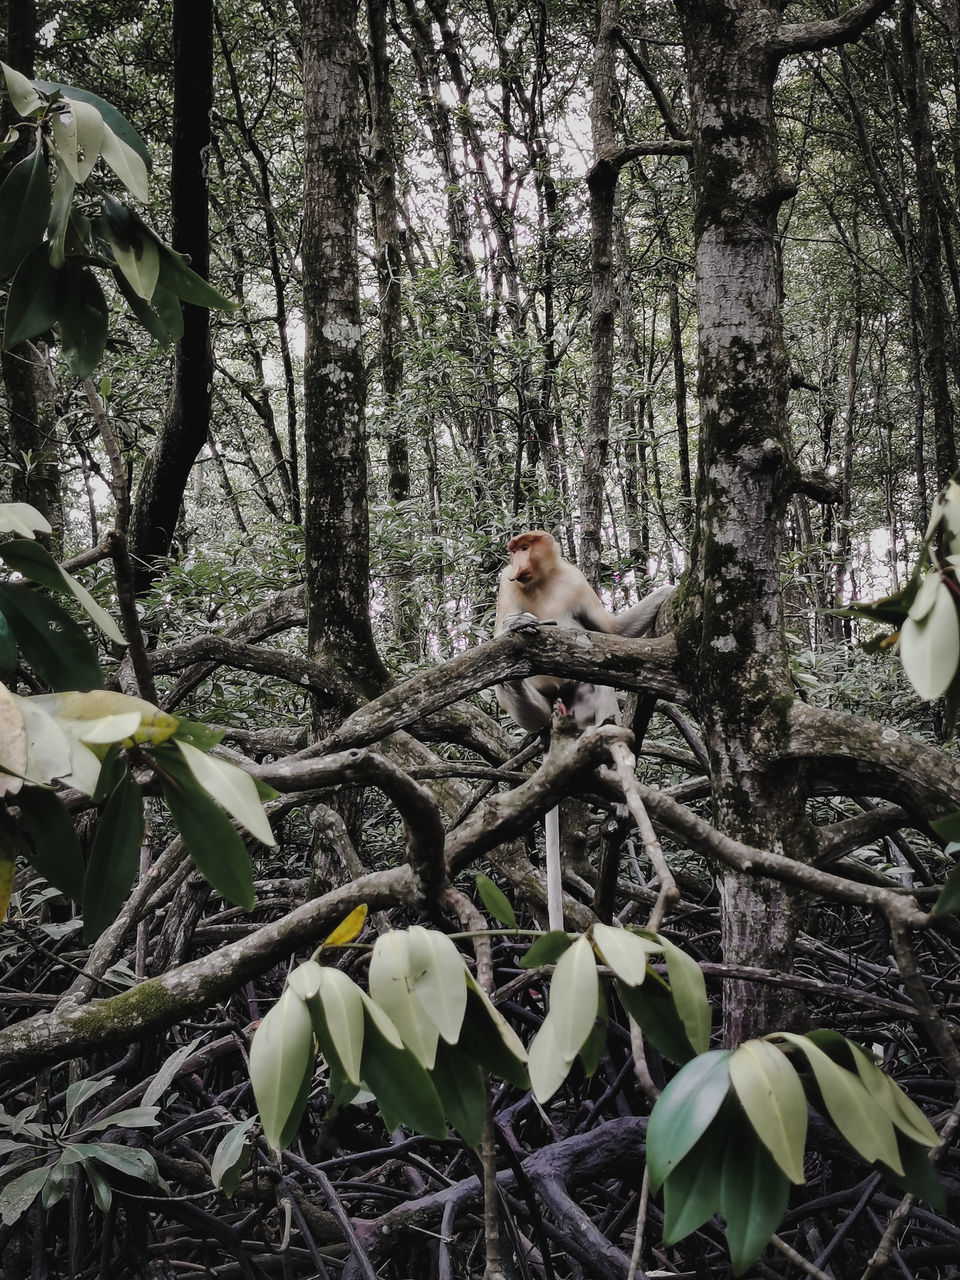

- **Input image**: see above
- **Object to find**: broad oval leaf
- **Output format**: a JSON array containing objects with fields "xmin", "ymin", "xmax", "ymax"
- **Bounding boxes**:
[
  {"xmin": 57, "ymin": 262, "xmax": 108, "ymax": 376},
  {"xmin": 0, "ymin": 539, "xmax": 124, "ymax": 644},
  {"xmin": 15, "ymin": 785, "xmax": 84, "ymax": 901},
  {"xmin": 99, "ymin": 122, "xmax": 149, "ymax": 201},
  {"xmin": 0, "ymin": 582, "xmax": 104, "ymax": 690},
  {"xmin": 16, "ymin": 695, "xmax": 71, "ymax": 784},
  {"xmin": 360, "ymin": 1004, "xmax": 447, "ymax": 1139},
  {"xmin": 249, "ymin": 988, "xmax": 315, "ymax": 1151},
  {"xmin": 369, "ymin": 931, "xmax": 439, "ymax": 1069},
  {"xmin": 0, "ymin": 679, "xmax": 27, "ymax": 795},
  {"xmin": 519, "ymin": 930, "xmax": 571, "ymax": 969},
  {"xmin": 3, "ymin": 243, "xmax": 59, "ymax": 350},
  {"xmin": 34, "ymin": 79, "xmax": 151, "ymax": 168},
  {"xmin": 174, "ymin": 739, "xmax": 274, "ymax": 847},
  {"xmin": 82, "ymin": 767, "xmax": 144, "ymax": 942},
  {"xmin": 900, "ymin": 580, "xmax": 960, "ymax": 701},
  {"xmin": 845, "ymin": 1041, "xmax": 938, "ymax": 1147},
  {"xmin": 661, "ymin": 1111, "xmax": 728, "ymax": 1244},
  {"xmin": 593, "ymin": 922, "xmax": 661, "ymax": 986},
  {"xmin": 406, "ymin": 926, "xmax": 468, "ymax": 1044},
  {"xmin": 646, "ymin": 1049, "xmax": 733, "ymax": 1192},
  {"xmin": 0, "ymin": 1165, "xmax": 51, "ymax": 1226},
  {"xmin": 0, "ymin": 145, "xmax": 50, "ymax": 279},
  {"xmin": 1, "ymin": 62, "xmax": 45, "ymax": 117},
  {"xmin": 459, "ymin": 980, "xmax": 529, "ymax": 1088},
  {"xmin": 545, "ymin": 934, "xmax": 598, "ymax": 1063},
  {"xmin": 54, "ymin": 98, "xmax": 104, "ymax": 183},
  {"xmin": 0, "ymin": 502, "xmax": 51, "ymax": 538},
  {"xmin": 659, "ymin": 935, "xmax": 711, "ymax": 1054},
  {"xmin": 907, "ymin": 570, "xmax": 941, "ymax": 622},
  {"xmin": 210, "ymin": 1117, "xmax": 254, "ymax": 1199},
  {"xmin": 475, "ymin": 872, "xmax": 516, "ymax": 927},
  {"xmin": 720, "ymin": 1120, "xmax": 791, "ymax": 1275},
  {"xmin": 776, "ymin": 1032, "xmax": 902, "ymax": 1172},
  {"xmin": 527, "ymin": 1015, "xmax": 571, "ymax": 1103},
  {"xmin": 729, "ymin": 1039, "xmax": 807, "ymax": 1184},
  {"xmin": 315, "ymin": 966, "xmax": 365, "ymax": 1087},
  {"xmin": 429, "ymin": 1039, "xmax": 487, "ymax": 1147}
]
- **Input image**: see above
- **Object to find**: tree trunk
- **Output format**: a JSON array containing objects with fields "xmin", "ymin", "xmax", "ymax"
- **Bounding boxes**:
[
  {"xmin": 676, "ymin": 0, "xmax": 820, "ymax": 1044},
  {"xmin": 302, "ymin": 0, "xmax": 387, "ymax": 698},
  {"xmin": 128, "ymin": 0, "xmax": 213, "ymax": 592}
]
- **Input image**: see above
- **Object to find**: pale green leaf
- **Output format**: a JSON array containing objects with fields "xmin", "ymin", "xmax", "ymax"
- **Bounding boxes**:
[
  {"xmin": 545, "ymin": 934, "xmax": 598, "ymax": 1062},
  {"xmin": 0, "ymin": 1165, "xmax": 50, "ymax": 1225},
  {"xmin": 1, "ymin": 63, "xmax": 44, "ymax": 117},
  {"xmin": 406, "ymin": 926, "xmax": 468, "ymax": 1044},
  {"xmin": 249, "ymin": 988, "xmax": 315, "ymax": 1151},
  {"xmin": 99, "ymin": 122, "xmax": 148, "ymax": 201},
  {"xmin": 210, "ymin": 1117, "xmax": 254, "ymax": 1198},
  {"xmin": 358, "ymin": 989, "xmax": 405, "ymax": 1049},
  {"xmin": 900, "ymin": 581, "xmax": 960, "ymax": 701},
  {"xmin": 527, "ymin": 1015, "xmax": 571, "ymax": 1103},
  {"xmin": 16, "ymin": 695, "xmax": 71, "ymax": 785},
  {"xmin": 907, "ymin": 570, "xmax": 940, "ymax": 622},
  {"xmin": 659, "ymin": 935, "xmax": 711, "ymax": 1054},
  {"xmin": 107, "ymin": 227, "xmax": 159, "ymax": 301},
  {"xmin": 592, "ymin": 922, "xmax": 661, "ymax": 985},
  {"xmin": 174, "ymin": 739, "xmax": 274, "ymax": 846},
  {"xmin": 729, "ymin": 1039, "xmax": 807, "ymax": 1184},
  {"xmin": 64, "ymin": 1076, "xmax": 114, "ymax": 1122},
  {"xmin": 369, "ymin": 931, "xmax": 440, "ymax": 1068},
  {"xmin": 847, "ymin": 1042, "xmax": 938, "ymax": 1147},
  {"xmin": 0, "ymin": 502, "xmax": 50, "ymax": 538},
  {"xmin": 777, "ymin": 1032, "xmax": 902, "ymax": 1172},
  {"xmin": 287, "ymin": 959, "xmax": 324, "ymax": 1002},
  {"xmin": 141, "ymin": 1036, "xmax": 202, "ymax": 1106},
  {"xmin": 462, "ymin": 973, "xmax": 528, "ymax": 1063},
  {"xmin": 315, "ymin": 966, "xmax": 365, "ymax": 1087}
]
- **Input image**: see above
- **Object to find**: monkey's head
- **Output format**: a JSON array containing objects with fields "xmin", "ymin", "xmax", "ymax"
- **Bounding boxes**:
[{"xmin": 506, "ymin": 530, "xmax": 556, "ymax": 587}]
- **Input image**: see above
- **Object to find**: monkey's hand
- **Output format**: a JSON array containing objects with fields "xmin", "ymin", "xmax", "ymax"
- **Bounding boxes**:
[{"xmin": 498, "ymin": 611, "xmax": 557, "ymax": 634}]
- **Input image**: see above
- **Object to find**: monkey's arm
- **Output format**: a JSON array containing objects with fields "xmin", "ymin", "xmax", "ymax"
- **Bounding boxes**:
[{"xmin": 613, "ymin": 586, "xmax": 675, "ymax": 637}]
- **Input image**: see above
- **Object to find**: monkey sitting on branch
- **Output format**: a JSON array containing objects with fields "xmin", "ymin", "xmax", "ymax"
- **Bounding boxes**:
[{"xmin": 494, "ymin": 530, "xmax": 675, "ymax": 928}]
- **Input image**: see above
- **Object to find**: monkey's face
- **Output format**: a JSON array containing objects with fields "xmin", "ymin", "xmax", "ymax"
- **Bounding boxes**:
[{"xmin": 506, "ymin": 532, "xmax": 552, "ymax": 588}]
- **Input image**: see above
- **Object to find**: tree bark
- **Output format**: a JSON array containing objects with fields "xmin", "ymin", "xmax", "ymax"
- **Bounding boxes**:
[
  {"xmin": 128, "ymin": 0, "xmax": 214, "ymax": 593},
  {"xmin": 302, "ymin": 0, "xmax": 387, "ymax": 697}
]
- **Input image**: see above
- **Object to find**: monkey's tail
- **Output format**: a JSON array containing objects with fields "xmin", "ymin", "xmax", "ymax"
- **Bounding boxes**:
[{"xmin": 612, "ymin": 585, "xmax": 676, "ymax": 638}]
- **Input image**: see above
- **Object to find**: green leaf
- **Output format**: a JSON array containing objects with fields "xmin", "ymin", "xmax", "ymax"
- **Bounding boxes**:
[
  {"xmin": 899, "ymin": 577, "xmax": 960, "ymax": 701},
  {"xmin": 15, "ymin": 785, "xmax": 85, "ymax": 901},
  {"xmin": 154, "ymin": 743, "xmax": 255, "ymax": 910},
  {"xmin": 57, "ymin": 262, "xmax": 108, "ymax": 376},
  {"xmin": 369, "ymin": 930, "xmax": 440, "ymax": 1068},
  {"xmin": 360, "ymin": 1003, "xmax": 447, "ymax": 1139},
  {"xmin": 52, "ymin": 98, "xmax": 104, "ymax": 183},
  {"xmin": 879, "ymin": 1134, "xmax": 947, "ymax": 1212},
  {"xmin": 592, "ymin": 923, "xmax": 662, "ymax": 985},
  {"xmin": 3, "ymin": 243, "xmax": 59, "ymax": 349},
  {"xmin": 405, "ymin": 926, "xmax": 468, "ymax": 1044},
  {"xmin": 720, "ymin": 1117, "xmax": 791, "ymax": 1275},
  {"xmin": 660, "ymin": 1110, "xmax": 728, "ymax": 1244},
  {"xmin": 64, "ymin": 1075, "xmax": 114, "ymax": 1121},
  {"xmin": 82, "ymin": 766, "xmax": 144, "ymax": 942},
  {"xmin": 646, "ymin": 1050, "xmax": 733, "ymax": 1192},
  {"xmin": 543, "ymin": 934, "xmax": 598, "ymax": 1063},
  {"xmin": 156, "ymin": 243, "xmax": 236, "ymax": 311},
  {"xmin": 615, "ymin": 972, "xmax": 698, "ymax": 1065},
  {"xmin": 776, "ymin": 1032, "xmax": 902, "ymax": 1172},
  {"xmin": 475, "ymin": 872, "xmax": 516, "ymax": 926},
  {"xmin": 519, "ymin": 930, "xmax": 571, "ymax": 968},
  {"xmin": 98, "ymin": 122, "xmax": 149, "ymax": 201},
  {"xmin": 66, "ymin": 1142, "xmax": 169, "ymax": 1192},
  {"xmin": 0, "ymin": 538, "xmax": 123, "ymax": 643},
  {"xmin": 0, "ymin": 1165, "xmax": 50, "ymax": 1225},
  {"xmin": 34, "ymin": 80, "xmax": 151, "ymax": 169},
  {"xmin": 0, "ymin": 609, "xmax": 17, "ymax": 679},
  {"xmin": 1, "ymin": 62, "xmax": 45, "ymax": 117},
  {"xmin": 728, "ymin": 1039, "xmax": 807, "ymax": 1184},
  {"xmin": 111, "ymin": 267, "xmax": 177, "ymax": 346},
  {"xmin": 78, "ymin": 1157, "xmax": 112, "ymax": 1212},
  {"xmin": 249, "ymin": 988, "xmax": 315, "ymax": 1152},
  {"xmin": 0, "ymin": 144, "xmax": 51, "ymax": 278},
  {"xmin": 430, "ymin": 1039, "xmax": 487, "ymax": 1146},
  {"xmin": 40, "ymin": 1158, "xmax": 74, "ymax": 1209},
  {"xmin": 174, "ymin": 739, "xmax": 274, "ymax": 847},
  {"xmin": 659, "ymin": 935, "xmax": 711, "ymax": 1054},
  {"xmin": 578, "ymin": 986, "xmax": 608, "ymax": 1077},
  {"xmin": 846, "ymin": 1042, "xmax": 938, "ymax": 1147},
  {"xmin": 170, "ymin": 718, "xmax": 224, "ymax": 750},
  {"xmin": 97, "ymin": 197, "xmax": 159, "ymax": 299},
  {"xmin": 527, "ymin": 1016, "xmax": 571, "ymax": 1103},
  {"xmin": 0, "ymin": 582, "xmax": 104, "ymax": 690},
  {"xmin": 210, "ymin": 1117, "xmax": 255, "ymax": 1198},
  {"xmin": 293, "ymin": 962, "xmax": 365, "ymax": 1088},
  {"xmin": 932, "ymin": 855, "xmax": 960, "ymax": 915},
  {"xmin": 457, "ymin": 985, "xmax": 530, "ymax": 1089}
]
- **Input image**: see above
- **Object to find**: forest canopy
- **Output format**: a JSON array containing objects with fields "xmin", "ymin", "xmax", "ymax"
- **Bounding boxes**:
[{"xmin": 2, "ymin": 1, "xmax": 960, "ymax": 1278}]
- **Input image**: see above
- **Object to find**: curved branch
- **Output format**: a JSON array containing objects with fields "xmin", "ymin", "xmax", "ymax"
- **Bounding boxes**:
[
  {"xmin": 769, "ymin": 0, "xmax": 896, "ymax": 58},
  {"xmin": 787, "ymin": 701, "xmax": 960, "ymax": 820}
]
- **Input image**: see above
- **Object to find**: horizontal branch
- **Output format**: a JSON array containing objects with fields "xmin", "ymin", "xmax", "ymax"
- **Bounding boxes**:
[
  {"xmin": 769, "ymin": 0, "xmax": 895, "ymax": 58},
  {"xmin": 317, "ymin": 627, "xmax": 683, "ymax": 754}
]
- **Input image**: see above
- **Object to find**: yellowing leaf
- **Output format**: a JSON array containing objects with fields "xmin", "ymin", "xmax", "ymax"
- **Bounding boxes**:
[
  {"xmin": 729, "ymin": 1039, "xmax": 807, "ymax": 1184},
  {"xmin": 174, "ymin": 739, "xmax": 274, "ymax": 847},
  {"xmin": 31, "ymin": 690, "xmax": 176, "ymax": 745},
  {"xmin": 16, "ymin": 696, "xmax": 71, "ymax": 784},
  {"xmin": 0, "ymin": 846, "xmax": 15, "ymax": 920},
  {"xmin": 323, "ymin": 904, "xmax": 367, "ymax": 947}
]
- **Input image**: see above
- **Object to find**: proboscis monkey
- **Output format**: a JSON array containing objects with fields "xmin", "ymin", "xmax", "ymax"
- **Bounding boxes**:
[
  {"xmin": 494, "ymin": 530, "xmax": 673, "ymax": 929},
  {"xmin": 495, "ymin": 529, "xmax": 671, "ymax": 732}
]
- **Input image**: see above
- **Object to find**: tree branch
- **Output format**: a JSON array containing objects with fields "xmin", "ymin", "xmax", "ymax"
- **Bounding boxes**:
[{"xmin": 769, "ymin": 0, "xmax": 896, "ymax": 58}]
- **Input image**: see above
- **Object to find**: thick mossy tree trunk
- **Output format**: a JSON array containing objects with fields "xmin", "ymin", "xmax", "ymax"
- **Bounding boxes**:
[
  {"xmin": 674, "ymin": 0, "xmax": 894, "ymax": 1044},
  {"xmin": 302, "ymin": 0, "xmax": 388, "ymax": 700}
]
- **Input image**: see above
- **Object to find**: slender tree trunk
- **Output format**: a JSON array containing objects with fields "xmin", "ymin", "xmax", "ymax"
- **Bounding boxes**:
[
  {"xmin": 128, "ymin": 0, "xmax": 214, "ymax": 592},
  {"xmin": 302, "ymin": 0, "xmax": 387, "ymax": 697},
  {"xmin": 581, "ymin": 0, "xmax": 620, "ymax": 588}
]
